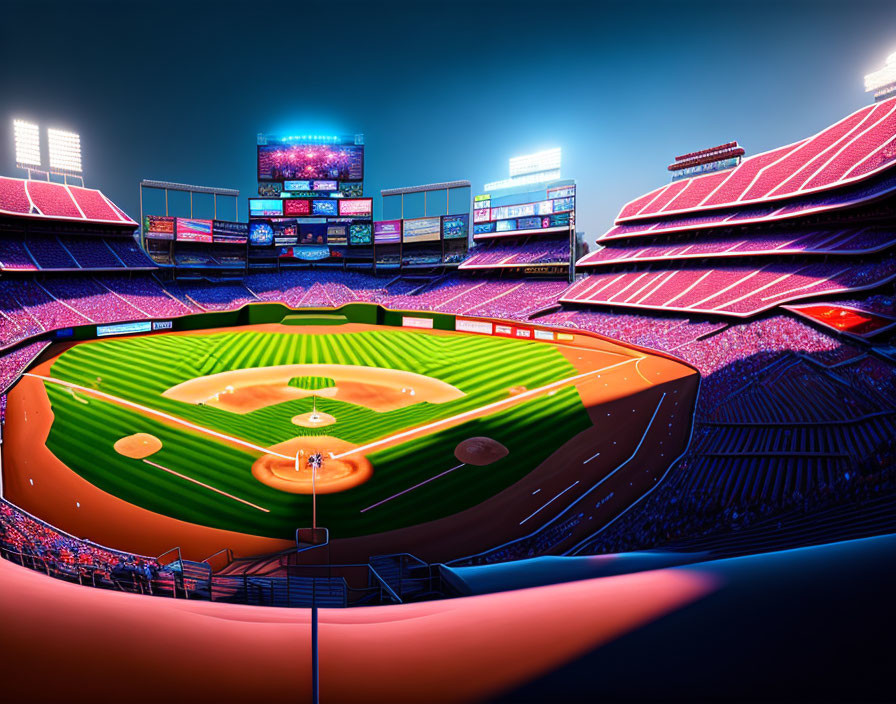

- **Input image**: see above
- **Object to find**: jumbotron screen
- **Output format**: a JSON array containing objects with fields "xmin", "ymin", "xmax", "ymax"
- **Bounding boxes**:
[{"xmin": 258, "ymin": 143, "xmax": 364, "ymax": 182}]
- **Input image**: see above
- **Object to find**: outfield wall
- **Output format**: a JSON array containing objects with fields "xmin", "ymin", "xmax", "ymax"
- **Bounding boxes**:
[{"xmin": 9, "ymin": 301, "xmax": 698, "ymax": 382}]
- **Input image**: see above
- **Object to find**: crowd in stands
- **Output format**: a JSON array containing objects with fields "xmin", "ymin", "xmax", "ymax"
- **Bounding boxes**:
[
  {"xmin": 0, "ymin": 233, "xmax": 155, "ymax": 271},
  {"xmin": 0, "ymin": 176, "xmax": 135, "ymax": 225},
  {"xmin": 0, "ymin": 500, "xmax": 164, "ymax": 594},
  {"xmin": 582, "ymin": 228, "xmax": 895, "ymax": 267},
  {"xmin": 461, "ymin": 238, "xmax": 570, "ymax": 268}
]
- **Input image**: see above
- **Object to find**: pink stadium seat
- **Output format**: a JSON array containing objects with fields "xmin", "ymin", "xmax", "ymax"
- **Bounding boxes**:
[{"xmin": 25, "ymin": 181, "xmax": 82, "ymax": 219}]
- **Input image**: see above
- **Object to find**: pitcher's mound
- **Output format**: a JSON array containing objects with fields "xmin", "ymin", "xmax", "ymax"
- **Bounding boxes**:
[
  {"xmin": 291, "ymin": 411, "xmax": 337, "ymax": 428},
  {"xmin": 252, "ymin": 435, "xmax": 372, "ymax": 494},
  {"xmin": 508, "ymin": 385, "xmax": 527, "ymax": 396},
  {"xmin": 455, "ymin": 437, "xmax": 509, "ymax": 466},
  {"xmin": 113, "ymin": 433, "xmax": 162, "ymax": 459}
]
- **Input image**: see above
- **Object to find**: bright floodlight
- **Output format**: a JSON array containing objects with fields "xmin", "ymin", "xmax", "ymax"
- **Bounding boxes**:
[
  {"xmin": 14, "ymin": 120, "xmax": 41, "ymax": 168},
  {"xmin": 48, "ymin": 128, "xmax": 82, "ymax": 174},
  {"xmin": 509, "ymin": 148, "xmax": 562, "ymax": 177},
  {"xmin": 484, "ymin": 170, "xmax": 563, "ymax": 192},
  {"xmin": 865, "ymin": 51, "xmax": 896, "ymax": 93}
]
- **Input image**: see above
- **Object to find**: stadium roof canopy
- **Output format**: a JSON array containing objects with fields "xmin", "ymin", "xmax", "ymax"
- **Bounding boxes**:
[
  {"xmin": 0, "ymin": 176, "xmax": 136, "ymax": 227},
  {"xmin": 613, "ymin": 96, "xmax": 896, "ymax": 225},
  {"xmin": 381, "ymin": 180, "xmax": 471, "ymax": 196}
]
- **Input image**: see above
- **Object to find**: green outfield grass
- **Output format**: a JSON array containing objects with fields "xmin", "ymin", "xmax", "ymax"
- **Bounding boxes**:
[{"xmin": 41, "ymin": 327, "xmax": 593, "ymax": 539}]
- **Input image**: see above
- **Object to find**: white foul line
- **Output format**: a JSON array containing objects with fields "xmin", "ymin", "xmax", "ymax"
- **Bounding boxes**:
[
  {"xmin": 26, "ymin": 373, "xmax": 294, "ymax": 460},
  {"xmin": 142, "ymin": 459, "xmax": 269, "ymax": 512},
  {"xmin": 359, "ymin": 463, "xmax": 466, "ymax": 513},
  {"xmin": 519, "ymin": 481, "xmax": 580, "ymax": 525},
  {"xmin": 331, "ymin": 356, "xmax": 641, "ymax": 460}
]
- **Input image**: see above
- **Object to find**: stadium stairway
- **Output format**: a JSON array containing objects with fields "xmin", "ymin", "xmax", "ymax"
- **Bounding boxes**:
[
  {"xmin": 369, "ymin": 554, "xmax": 444, "ymax": 602},
  {"xmin": 210, "ymin": 574, "xmax": 347, "ymax": 607}
]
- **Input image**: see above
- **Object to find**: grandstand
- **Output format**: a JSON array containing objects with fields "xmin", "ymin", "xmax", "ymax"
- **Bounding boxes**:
[{"xmin": 1, "ymin": 86, "xmax": 896, "ymax": 622}]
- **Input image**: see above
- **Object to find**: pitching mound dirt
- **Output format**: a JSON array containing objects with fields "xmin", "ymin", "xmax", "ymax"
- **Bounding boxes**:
[
  {"xmin": 252, "ymin": 435, "xmax": 372, "ymax": 494},
  {"xmin": 113, "ymin": 433, "xmax": 162, "ymax": 459},
  {"xmin": 454, "ymin": 437, "xmax": 509, "ymax": 466},
  {"xmin": 291, "ymin": 411, "xmax": 337, "ymax": 428},
  {"xmin": 508, "ymin": 385, "xmax": 528, "ymax": 396}
]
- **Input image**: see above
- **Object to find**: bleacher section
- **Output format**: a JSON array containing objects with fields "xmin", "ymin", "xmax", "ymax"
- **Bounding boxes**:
[
  {"xmin": 0, "ymin": 177, "xmax": 137, "ymax": 225},
  {"xmin": 460, "ymin": 237, "xmax": 570, "ymax": 269},
  {"xmin": 616, "ymin": 97, "xmax": 896, "ymax": 222}
]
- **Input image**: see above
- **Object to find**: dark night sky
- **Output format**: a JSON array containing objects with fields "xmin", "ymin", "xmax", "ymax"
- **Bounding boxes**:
[{"xmin": 1, "ymin": 0, "xmax": 894, "ymax": 241}]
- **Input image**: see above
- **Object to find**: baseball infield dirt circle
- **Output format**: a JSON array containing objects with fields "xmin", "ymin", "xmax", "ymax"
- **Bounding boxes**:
[
  {"xmin": 113, "ymin": 433, "xmax": 162, "ymax": 459},
  {"xmin": 455, "ymin": 437, "xmax": 509, "ymax": 466},
  {"xmin": 291, "ymin": 411, "xmax": 337, "ymax": 428},
  {"xmin": 252, "ymin": 435, "xmax": 373, "ymax": 494}
]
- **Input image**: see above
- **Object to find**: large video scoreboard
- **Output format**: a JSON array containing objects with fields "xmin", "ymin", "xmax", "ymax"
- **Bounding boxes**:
[{"xmin": 256, "ymin": 134, "xmax": 365, "ymax": 198}]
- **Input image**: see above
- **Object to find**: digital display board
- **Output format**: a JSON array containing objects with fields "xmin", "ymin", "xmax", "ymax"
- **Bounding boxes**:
[
  {"xmin": 402, "ymin": 216, "xmax": 441, "ymax": 243},
  {"xmin": 97, "ymin": 321, "xmax": 152, "ymax": 337},
  {"xmin": 473, "ymin": 222, "xmax": 496, "ymax": 234},
  {"xmin": 490, "ymin": 202, "xmax": 537, "ymax": 220},
  {"xmin": 326, "ymin": 224, "xmax": 347, "ymax": 245},
  {"xmin": 249, "ymin": 198, "xmax": 284, "ymax": 217},
  {"xmin": 518, "ymin": 216, "xmax": 543, "ymax": 230},
  {"xmin": 283, "ymin": 199, "xmax": 311, "ymax": 216},
  {"xmin": 258, "ymin": 182, "xmax": 282, "ymax": 197},
  {"xmin": 283, "ymin": 180, "xmax": 312, "ymax": 192},
  {"xmin": 473, "ymin": 208, "xmax": 491, "ymax": 223},
  {"xmin": 374, "ymin": 220, "xmax": 402, "ymax": 244},
  {"xmin": 339, "ymin": 182, "xmax": 363, "ymax": 197},
  {"xmin": 257, "ymin": 143, "xmax": 364, "ymax": 181},
  {"xmin": 552, "ymin": 196, "xmax": 575, "ymax": 212},
  {"xmin": 312, "ymin": 199, "xmax": 339, "ymax": 216},
  {"xmin": 550, "ymin": 213, "xmax": 570, "ymax": 227},
  {"xmin": 212, "ymin": 220, "xmax": 248, "ymax": 243},
  {"xmin": 312, "ymin": 180, "xmax": 338, "ymax": 192},
  {"xmin": 349, "ymin": 223, "xmax": 372, "ymax": 245},
  {"xmin": 249, "ymin": 220, "xmax": 274, "ymax": 245},
  {"xmin": 441, "ymin": 213, "xmax": 469, "ymax": 239},
  {"xmin": 496, "ymin": 219, "xmax": 517, "ymax": 232},
  {"xmin": 338, "ymin": 198, "xmax": 373, "ymax": 217},
  {"xmin": 143, "ymin": 215, "xmax": 175, "ymax": 240},
  {"xmin": 176, "ymin": 218, "xmax": 213, "ymax": 243},
  {"xmin": 548, "ymin": 185, "xmax": 576, "ymax": 199}
]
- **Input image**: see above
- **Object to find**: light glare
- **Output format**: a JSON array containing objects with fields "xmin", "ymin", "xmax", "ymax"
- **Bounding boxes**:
[
  {"xmin": 48, "ymin": 128, "xmax": 83, "ymax": 174},
  {"xmin": 865, "ymin": 51, "xmax": 896, "ymax": 93},
  {"xmin": 509, "ymin": 148, "xmax": 562, "ymax": 177},
  {"xmin": 13, "ymin": 120, "xmax": 41, "ymax": 167}
]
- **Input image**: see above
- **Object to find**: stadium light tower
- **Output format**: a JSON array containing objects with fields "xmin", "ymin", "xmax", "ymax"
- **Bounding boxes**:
[
  {"xmin": 13, "ymin": 119, "xmax": 43, "ymax": 178},
  {"xmin": 48, "ymin": 128, "xmax": 84, "ymax": 185},
  {"xmin": 865, "ymin": 51, "xmax": 896, "ymax": 102},
  {"xmin": 484, "ymin": 147, "xmax": 562, "ymax": 191}
]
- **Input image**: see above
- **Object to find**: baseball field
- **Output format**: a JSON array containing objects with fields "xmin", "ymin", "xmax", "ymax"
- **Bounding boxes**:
[
  {"xmin": 24, "ymin": 324, "xmax": 595, "ymax": 537},
  {"xmin": 3, "ymin": 311, "xmax": 699, "ymax": 561}
]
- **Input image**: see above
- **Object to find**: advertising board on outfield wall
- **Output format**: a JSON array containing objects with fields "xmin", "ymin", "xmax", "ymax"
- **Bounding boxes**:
[
  {"xmin": 402, "ymin": 316, "xmax": 434, "ymax": 329},
  {"xmin": 456, "ymin": 318, "xmax": 493, "ymax": 335}
]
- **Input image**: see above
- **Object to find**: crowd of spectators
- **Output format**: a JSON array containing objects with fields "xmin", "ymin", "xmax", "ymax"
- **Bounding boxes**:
[
  {"xmin": 0, "ymin": 500, "xmax": 164, "ymax": 594},
  {"xmin": 461, "ymin": 238, "xmax": 570, "ymax": 268}
]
